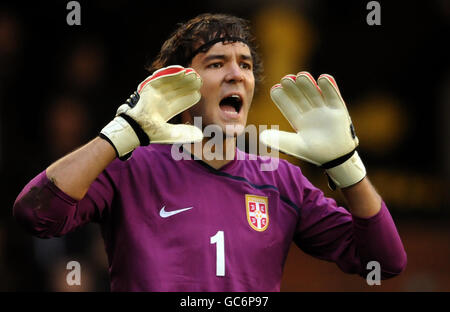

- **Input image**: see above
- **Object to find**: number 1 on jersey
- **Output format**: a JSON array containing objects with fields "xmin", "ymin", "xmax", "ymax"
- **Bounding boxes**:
[{"xmin": 210, "ymin": 230, "xmax": 225, "ymax": 276}]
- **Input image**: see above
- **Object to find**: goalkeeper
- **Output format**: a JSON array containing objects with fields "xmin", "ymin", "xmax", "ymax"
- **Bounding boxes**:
[{"xmin": 13, "ymin": 13, "xmax": 406, "ymax": 291}]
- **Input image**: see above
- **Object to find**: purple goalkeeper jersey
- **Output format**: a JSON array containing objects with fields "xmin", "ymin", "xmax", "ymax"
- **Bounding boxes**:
[{"xmin": 13, "ymin": 144, "xmax": 406, "ymax": 291}]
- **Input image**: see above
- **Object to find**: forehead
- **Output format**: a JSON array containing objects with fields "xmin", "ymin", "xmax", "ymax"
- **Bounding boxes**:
[{"xmin": 192, "ymin": 41, "xmax": 252, "ymax": 63}]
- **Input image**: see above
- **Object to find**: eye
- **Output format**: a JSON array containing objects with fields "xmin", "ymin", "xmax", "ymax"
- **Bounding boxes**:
[
  {"xmin": 208, "ymin": 62, "xmax": 223, "ymax": 69},
  {"xmin": 240, "ymin": 62, "xmax": 252, "ymax": 70}
]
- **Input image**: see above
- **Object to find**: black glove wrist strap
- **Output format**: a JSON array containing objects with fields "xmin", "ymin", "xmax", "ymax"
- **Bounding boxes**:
[
  {"xmin": 118, "ymin": 114, "xmax": 150, "ymax": 146},
  {"xmin": 320, "ymin": 148, "xmax": 356, "ymax": 170}
]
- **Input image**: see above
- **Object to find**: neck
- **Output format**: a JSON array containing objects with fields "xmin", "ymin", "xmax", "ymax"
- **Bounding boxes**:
[{"xmin": 190, "ymin": 136, "xmax": 237, "ymax": 170}]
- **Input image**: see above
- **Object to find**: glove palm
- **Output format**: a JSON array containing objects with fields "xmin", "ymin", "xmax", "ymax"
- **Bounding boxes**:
[
  {"xmin": 260, "ymin": 72, "xmax": 366, "ymax": 188},
  {"xmin": 101, "ymin": 65, "xmax": 203, "ymax": 159}
]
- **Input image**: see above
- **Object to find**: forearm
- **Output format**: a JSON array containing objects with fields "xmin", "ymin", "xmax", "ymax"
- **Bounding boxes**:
[
  {"xmin": 46, "ymin": 136, "xmax": 116, "ymax": 200},
  {"xmin": 340, "ymin": 177, "xmax": 381, "ymax": 218}
]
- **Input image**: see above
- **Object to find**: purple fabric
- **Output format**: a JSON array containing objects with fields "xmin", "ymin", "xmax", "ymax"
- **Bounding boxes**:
[{"xmin": 13, "ymin": 144, "xmax": 406, "ymax": 291}]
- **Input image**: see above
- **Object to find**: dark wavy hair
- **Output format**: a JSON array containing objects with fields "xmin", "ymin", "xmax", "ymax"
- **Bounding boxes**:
[{"xmin": 146, "ymin": 13, "xmax": 263, "ymax": 86}]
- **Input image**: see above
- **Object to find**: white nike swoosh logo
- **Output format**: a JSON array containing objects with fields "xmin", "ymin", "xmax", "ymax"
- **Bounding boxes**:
[{"xmin": 159, "ymin": 206, "xmax": 193, "ymax": 218}]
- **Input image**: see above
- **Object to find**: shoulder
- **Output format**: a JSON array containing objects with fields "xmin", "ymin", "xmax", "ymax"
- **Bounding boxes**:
[
  {"xmin": 237, "ymin": 148, "xmax": 309, "ymax": 192},
  {"xmin": 237, "ymin": 148, "xmax": 303, "ymax": 178},
  {"xmin": 236, "ymin": 149, "xmax": 318, "ymax": 212},
  {"xmin": 119, "ymin": 144, "xmax": 171, "ymax": 164}
]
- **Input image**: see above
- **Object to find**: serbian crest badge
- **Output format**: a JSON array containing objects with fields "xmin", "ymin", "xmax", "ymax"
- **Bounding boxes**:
[{"xmin": 245, "ymin": 194, "xmax": 269, "ymax": 232}]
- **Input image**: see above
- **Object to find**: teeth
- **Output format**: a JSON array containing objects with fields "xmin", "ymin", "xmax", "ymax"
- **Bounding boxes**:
[{"xmin": 231, "ymin": 94, "xmax": 241, "ymax": 101}]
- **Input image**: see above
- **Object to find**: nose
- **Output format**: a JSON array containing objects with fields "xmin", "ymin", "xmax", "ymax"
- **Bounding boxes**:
[{"xmin": 224, "ymin": 62, "xmax": 244, "ymax": 83}]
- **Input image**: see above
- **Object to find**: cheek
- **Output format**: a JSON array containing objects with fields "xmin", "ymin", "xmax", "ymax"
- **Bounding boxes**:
[
  {"xmin": 247, "ymin": 80, "xmax": 255, "ymax": 106},
  {"xmin": 199, "ymin": 81, "xmax": 219, "ymax": 111},
  {"xmin": 247, "ymin": 73, "xmax": 255, "ymax": 93},
  {"xmin": 199, "ymin": 79, "xmax": 209, "ymax": 94},
  {"xmin": 191, "ymin": 93, "xmax": 214, "ymax": 118}
]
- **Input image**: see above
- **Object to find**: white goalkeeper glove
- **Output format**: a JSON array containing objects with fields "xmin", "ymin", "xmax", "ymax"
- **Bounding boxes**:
[
  {"xmin": 260, "ymin": 72, "xmax": 366, "ymax": 189},
  {"xmin": 100, "ymin": 65, "xmax": 203, "ymax": 160}
]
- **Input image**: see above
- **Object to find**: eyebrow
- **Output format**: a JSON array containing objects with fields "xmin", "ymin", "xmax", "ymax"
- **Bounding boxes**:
[{"xmin": 202, "ymin": 54, "xmax": 253, "ymax": 63}]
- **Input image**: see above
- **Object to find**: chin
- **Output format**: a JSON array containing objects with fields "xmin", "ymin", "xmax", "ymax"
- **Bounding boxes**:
[
  {"xmin": 201, "ymin": 121, "xmax": 245, "ymax": 139},
  {"xmin": 223, "ymin": 122, "xmax": 246, "ymax": 137}
]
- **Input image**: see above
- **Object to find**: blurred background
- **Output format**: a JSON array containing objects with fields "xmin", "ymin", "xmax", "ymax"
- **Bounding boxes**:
[{"xmin": 0, "ymin": 0, "xmax": 449, "ymax": 291}]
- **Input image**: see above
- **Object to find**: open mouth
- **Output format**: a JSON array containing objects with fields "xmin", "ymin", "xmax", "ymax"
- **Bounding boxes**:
[{"xmin": 219, "ymin": 94, "xmax": 243, "ymax": 115}]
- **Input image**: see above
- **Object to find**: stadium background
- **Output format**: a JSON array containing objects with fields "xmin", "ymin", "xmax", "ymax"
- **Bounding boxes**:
[{"xmin": 0, "ymin": 0, "xmax": 449, "ymax": 291}]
